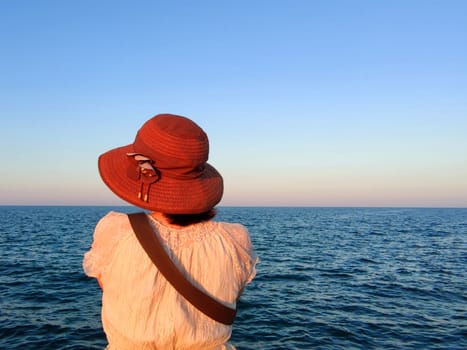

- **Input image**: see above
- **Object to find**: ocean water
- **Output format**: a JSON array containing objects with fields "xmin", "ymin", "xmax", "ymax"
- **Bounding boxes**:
[{"xmin": 0, "ymin": 206, "xmax": 466, "ymax": 350}]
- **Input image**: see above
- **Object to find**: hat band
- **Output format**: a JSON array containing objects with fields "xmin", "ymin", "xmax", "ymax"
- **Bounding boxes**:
[
  {"xmin": 132, "ymin": 137, "xmax": 207, "ymax": 180},
  {"xmin": 159, "ymin": 165, "xmax": 205, "ymax": 180},
  {"xmin": 126, "ymin": 153, "xmax": 204, "ymax": 180}
]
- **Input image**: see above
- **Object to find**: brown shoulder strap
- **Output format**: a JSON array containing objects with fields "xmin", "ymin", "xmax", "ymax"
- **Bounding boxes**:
[{"xmin": 128, "ymin": 212, "xmax": 237, "ymax": 325}]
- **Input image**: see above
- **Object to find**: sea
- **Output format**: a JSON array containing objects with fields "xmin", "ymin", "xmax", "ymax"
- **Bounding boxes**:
[{"xmin": 0, "ymin": 206, "xmax": 465, "ymax": 350}]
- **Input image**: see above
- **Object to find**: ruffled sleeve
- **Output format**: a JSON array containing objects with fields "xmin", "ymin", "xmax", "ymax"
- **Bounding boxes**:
[
  {"xmin": 222, "ymin": 223, "xmax": 259, "ymax": 285},
  {"xmin": 82, "ymin": 211, "xmax": 128, "ymax": 279}
]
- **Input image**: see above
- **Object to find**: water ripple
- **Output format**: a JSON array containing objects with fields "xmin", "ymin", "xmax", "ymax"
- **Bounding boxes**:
[{"xmin": 1, "ymin": 206, "xmax": 466, "ymax": 349}]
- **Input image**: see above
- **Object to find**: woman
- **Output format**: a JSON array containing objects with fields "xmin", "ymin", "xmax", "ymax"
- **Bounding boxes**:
[{"xmin": 83, "ymin": 114, "xmax": 258, "ymax": 349}]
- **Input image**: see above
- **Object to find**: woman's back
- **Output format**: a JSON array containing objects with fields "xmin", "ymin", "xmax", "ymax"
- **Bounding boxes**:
[{"xmin": 83, "ymin": 211, "xmax": 257, "ymax": 349}]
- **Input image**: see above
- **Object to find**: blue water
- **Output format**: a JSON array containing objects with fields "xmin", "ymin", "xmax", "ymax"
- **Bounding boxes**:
[{"xmin": 0, "ymin": 206, "xmax": 466, "ymax": 349}]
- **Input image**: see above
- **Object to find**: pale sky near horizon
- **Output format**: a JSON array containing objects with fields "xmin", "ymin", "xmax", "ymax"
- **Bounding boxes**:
[{"xmin": 1, "ymin": 0, "xmax": 466, "ymax": 207}]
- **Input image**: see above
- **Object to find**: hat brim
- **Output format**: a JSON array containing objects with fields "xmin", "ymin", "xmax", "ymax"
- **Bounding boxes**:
[{"xmin": 98, "ymin": 145, "xmax": 223, "ymax": 214}]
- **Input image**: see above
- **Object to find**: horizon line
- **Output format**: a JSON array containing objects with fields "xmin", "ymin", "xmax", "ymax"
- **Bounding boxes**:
[{"xmin": 0, "ymin": 204, "xmax": 466, "ymax": 209}]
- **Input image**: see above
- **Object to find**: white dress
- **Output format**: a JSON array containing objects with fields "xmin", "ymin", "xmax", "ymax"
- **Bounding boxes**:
[{"xmin": 83, "ymin": 211, "xmax": 258, "ymax": 350}]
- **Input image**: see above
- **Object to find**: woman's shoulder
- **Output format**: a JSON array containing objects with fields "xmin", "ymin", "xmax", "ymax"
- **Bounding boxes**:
[
  {"xmin": 101, "ymin": 210, "xmax": 129, "ymax": 219},
  {"xmin": 210, "ymin": 220, "xmax": 246, "ymax": 234},
  {"xmin": 93, "ymin": 211, "xmax": 133, "ymax": 241},
  {"xmin": 213, "ymin": 221, "xmax": 252, "ymax": 249},
  {"xmin": 97, "ymin": 210, "xmax": 133, "ymax": 225},
  {"xmin": 215, "ymin": 221, "xmax": 247, "ymax": 232}
]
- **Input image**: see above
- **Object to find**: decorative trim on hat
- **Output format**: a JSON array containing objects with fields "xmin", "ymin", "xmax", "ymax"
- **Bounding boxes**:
[{"xmin": 126, "ymin": 153, "xmax": 160, "ymax": 202}]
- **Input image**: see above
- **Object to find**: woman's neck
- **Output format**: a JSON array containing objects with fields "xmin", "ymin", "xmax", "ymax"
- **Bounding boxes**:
[{"xmin": 149, "ymin": 211, "xmax": 184, "ymax": 228}]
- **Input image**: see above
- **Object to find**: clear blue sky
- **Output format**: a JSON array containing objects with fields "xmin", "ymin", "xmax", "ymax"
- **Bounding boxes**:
[{"xmin": 1, "ymin": 0, "xmax": 466, "ymax": 207}]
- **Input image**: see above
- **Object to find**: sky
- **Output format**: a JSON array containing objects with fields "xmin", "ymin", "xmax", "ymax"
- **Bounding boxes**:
[{"xmin": 0, "ymin": 0, "xmax": 466, "ymax": 207}]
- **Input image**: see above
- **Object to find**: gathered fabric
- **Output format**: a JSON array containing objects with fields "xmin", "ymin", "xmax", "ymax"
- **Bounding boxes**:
[{"xmin": 83, "ymin": 211, "xmax": 258, "ymax": 350}]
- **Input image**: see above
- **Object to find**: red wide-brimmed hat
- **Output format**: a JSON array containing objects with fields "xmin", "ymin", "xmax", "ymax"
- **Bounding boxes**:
[{"xmin": 98, "ymin": 114, "xmax": 223, "ymax": 214}]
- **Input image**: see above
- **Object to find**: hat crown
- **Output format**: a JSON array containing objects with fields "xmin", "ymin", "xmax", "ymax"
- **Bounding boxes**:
[{"xmin": 134, "ymin": 114, "xmax": 209, "ymax": 168}]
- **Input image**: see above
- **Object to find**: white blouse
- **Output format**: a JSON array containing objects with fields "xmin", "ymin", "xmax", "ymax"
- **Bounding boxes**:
[{"xmin": 83, "ymin": 211, "xmax": 258, "ymax": 350}]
